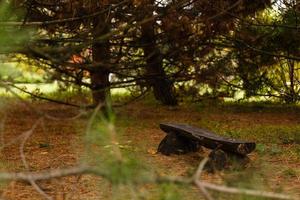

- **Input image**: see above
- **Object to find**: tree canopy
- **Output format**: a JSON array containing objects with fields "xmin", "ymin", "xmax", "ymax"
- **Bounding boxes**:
[{"xmin": 0, "ymin": 0, "xmax": 299, "ymax": 107}]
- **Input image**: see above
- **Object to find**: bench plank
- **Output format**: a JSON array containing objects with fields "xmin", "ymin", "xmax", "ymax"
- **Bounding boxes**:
[{"xmin": 159, "ymin": 123, "xmax": 256, "ymax": 155}]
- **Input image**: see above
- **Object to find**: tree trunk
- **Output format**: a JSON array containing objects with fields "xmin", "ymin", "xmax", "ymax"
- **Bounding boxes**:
[
  {"xmin": 91, "ymin": 15, "xmax": 111, "ymax": 108},
  {"xmin": 141, "ymin": 10, "xmax": 177, "ymax": 106}
]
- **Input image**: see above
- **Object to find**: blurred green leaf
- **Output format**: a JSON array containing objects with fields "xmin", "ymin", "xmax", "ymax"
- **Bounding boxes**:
[
  {"xmin": 0, "ymin": 1, "xmax": 30, "ymax": 53},
  {"xmin": 159, "ymin": 184, "xmax": 182, "ymax": 200},
  {"xmin": 256, "ymin": 143, "xmax": 266, "ymax": 154}
]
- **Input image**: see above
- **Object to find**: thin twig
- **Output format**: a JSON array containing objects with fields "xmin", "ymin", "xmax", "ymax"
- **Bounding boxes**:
[
  {"xmin": 19, "ymin": 118, "xmax": 53, "ymax": 200},
  {"xmin": 193, "ymin": 158, "xmax": 214, "ymax": 200},
  {"xmin": 6, "ymin": 82, "xmax": 84, "ymax": 108},
  {"xmin": 0, "ymin": 165, "xmax": 94, "ymax": 181},
  {"xmin": 194, "ymin": 157, "xmax": 209, "ymax": 180},
  {"xmin": 201, "ymin": 182, "xmax": 294, "ymax": 200}
]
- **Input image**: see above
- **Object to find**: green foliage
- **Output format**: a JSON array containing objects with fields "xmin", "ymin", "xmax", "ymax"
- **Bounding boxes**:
[
  {"xmin": 0, "ymin": 63, "xmax": 22, "ymax": 80},
  {"xmin": 0, "ymin": 2, "xmax": 30, "ymax": 53},
  {"xmin": 223, "ymin": 160, "xmax": 273, "ymax": 200},
  {"xmin": 246, "ymin": 126, "xmax": 300, "ymax": 145},
  {"xmin": 159, "ymin": 184, "xmax": 182, "ymax": 200},
  {"xmin": 0, "ymin": 0, "xmax": 298, "ymax": 105},
  {"xmin": 84, "ymin": 107, "xmax": 147, "ymax": 185},
  {"xmin": 104, "ymin": 158, "xmax": 145, "ymax": 185},
  {"xmin": 45, "ymin": 86, "xmax": 92, "ymax": 104},
  {"xmin": 269, "ymin": 144, "xmax": 282, "ymax": 156},
  {"xmin": 198, "ymin": 2, "xmax": 300, "ymax": 103},
  {"xmin": 276, "ymin": 9, "xmax": 300, "ymax": 54},
  {"xmin": 256, "ymin": 144, "xmax": 266, "ymax": 155},
  {"xmin": 282, "ymin": 168, "xmax": 298, "ymax": 178},
  {"xmin": 0, "ymin": 1, "xmax": 35, "ymax": 90}
]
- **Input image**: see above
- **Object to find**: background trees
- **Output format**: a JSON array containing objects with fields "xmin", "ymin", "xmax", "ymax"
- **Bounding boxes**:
[
  {"xmin": 0, "ymin": 0, "xmax": 299, "ymax": 106},
  {"xmin": 0, "ymin": 2, "xmax": 299, "ymax": 199}
]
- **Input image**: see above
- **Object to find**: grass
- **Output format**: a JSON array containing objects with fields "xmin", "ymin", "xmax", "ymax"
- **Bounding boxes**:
[{"xmin": 0, "ymin": 81, "xmax": 134, "ymax": 105}]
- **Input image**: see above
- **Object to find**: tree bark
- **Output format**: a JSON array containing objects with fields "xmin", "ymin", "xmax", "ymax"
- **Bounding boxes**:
[
  {"xmin": 91, "ymin": 15, "xmax": 111, "ymax": 108},
  {"xmin": 141, "ymin": 7, "xmax": 177, "ymax": 106}
]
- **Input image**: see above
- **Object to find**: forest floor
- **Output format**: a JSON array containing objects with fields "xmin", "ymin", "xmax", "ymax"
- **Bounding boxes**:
[{"xmin": 0, "ymin": 99, "xmax": 299, "ymax": 200}]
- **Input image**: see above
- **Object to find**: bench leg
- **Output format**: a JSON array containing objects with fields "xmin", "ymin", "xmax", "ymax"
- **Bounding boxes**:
[
  {"xmin": 157, "ymin": 132, "xmax": 201, "ymax": 155},
  {"xmin": 207, "ymin": 149, "xmax": 229, "ymax": 172},
  {"xmin": 207, "ymin": 149, "xmax": 251, "ymax": 173}
]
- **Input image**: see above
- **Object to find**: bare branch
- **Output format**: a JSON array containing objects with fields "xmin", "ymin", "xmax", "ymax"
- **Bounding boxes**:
[
  {"xmin": 193, "ymin": 157, "xmax": 214, "ymax": 200},
  {"xmin": 0, "ymin": 163, "xmax": 295, "ymax": 200},
  {"xmin": 0, "ymin": 165, "xmax": 93, "ymax": 181},
  {"xmin": 201, "ymin": 182, "xmax": 295, "ymax": 200},
  {"xmin": 19, "ymin": 118, "xmax": 53, "ymax": 200}
]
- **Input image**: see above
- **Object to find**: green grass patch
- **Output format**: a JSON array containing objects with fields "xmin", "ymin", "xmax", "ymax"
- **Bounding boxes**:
[
  {"xmin": 194, "ymin": 101, "xmax": 300, "ymax": 114},
  {"xmin": 282, "ymin": 168, "xmax": 298, "ymax": 178},
  {"xmin": 198, "ymin": 119, "xmax": 300, "ymax": 145}
]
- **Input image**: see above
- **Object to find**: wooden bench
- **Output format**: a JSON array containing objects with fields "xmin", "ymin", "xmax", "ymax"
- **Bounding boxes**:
[
  {"xmin": 158, "ymin": 123, "xmax": 256, "ymax": 170},
  {"xmin": 158, "ymin": 123, "xmax": 256, "ymax": 155}
]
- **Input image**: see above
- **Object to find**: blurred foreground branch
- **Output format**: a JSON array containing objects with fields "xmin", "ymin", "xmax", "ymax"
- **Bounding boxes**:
[{"xmin": 0, "ymin": 161, "xmax": 295, "ymax": 200}]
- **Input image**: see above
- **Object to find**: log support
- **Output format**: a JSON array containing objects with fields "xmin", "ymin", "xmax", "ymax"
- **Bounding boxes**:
[
  {"xmin": 157, "ymin": 123, "xmax": 255, "ymax": 171},
  {"xmin": 158, "ymin": 132, "xmax": 201, "ymax": 155}
]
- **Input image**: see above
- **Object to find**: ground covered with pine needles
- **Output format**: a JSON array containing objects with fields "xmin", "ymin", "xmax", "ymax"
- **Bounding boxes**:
[{"xmin": 0, "ymin": 99, "xmax": 299, "ymax": 199}]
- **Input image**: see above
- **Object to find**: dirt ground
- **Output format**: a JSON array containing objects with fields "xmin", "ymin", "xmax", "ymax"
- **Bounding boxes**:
[{"xmin": 0, "ymin": 100, "xmax": 299, "ymax": 199}]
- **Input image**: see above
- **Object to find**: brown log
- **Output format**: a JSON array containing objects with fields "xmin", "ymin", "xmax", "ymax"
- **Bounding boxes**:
[
  {"xmin": 159, "ymin": 123, "xmax": 256, "ymax": 156},
  {"xmin": 157, "ymin": 132, "xmax": 201, "ymax": 155}
]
